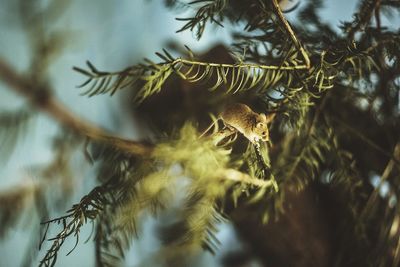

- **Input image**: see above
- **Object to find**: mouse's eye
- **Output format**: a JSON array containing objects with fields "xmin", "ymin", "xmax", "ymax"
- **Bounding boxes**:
[{"xmin": 262, "ymin": 131, "xmax": 267, "ymax": 135}]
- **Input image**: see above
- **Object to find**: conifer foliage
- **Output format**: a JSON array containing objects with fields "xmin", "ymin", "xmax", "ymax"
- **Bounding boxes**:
[{"xmin": 0, "ymin": 0, "xmax": 400, "ymax": 266}]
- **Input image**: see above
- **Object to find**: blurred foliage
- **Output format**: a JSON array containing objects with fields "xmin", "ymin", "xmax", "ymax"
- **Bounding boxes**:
[
  {"xmin": 0, "ymin": 0, "xmax": 400, "ymax": 267},
  {"xmin": 39, "ymin": 124, "xmax": 272, "ymax": 266},
  {"xmin": 0, "ymin": 108, "xmax": 34, "ymax": 163}
]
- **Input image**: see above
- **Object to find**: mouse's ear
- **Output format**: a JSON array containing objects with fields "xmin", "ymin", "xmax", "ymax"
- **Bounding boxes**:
[
  {"xmin": 259, "ymin": 113, "xmax": 266, "ymax": 121},
  {"xmin": 265, "ymin": 113, "xmax": 276, "ymax": 124}
]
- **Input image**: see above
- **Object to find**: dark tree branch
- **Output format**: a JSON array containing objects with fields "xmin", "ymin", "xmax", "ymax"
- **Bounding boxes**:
[
  {"xmin": 348, "ymin": 0, "xmax": 382, "ymax": 39},
  {"xmin": 0, "ymin": 58, "xmax": 153, "ymax": 157}
]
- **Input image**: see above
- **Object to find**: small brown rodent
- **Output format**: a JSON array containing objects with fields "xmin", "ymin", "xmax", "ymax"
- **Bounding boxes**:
[{"xmin": 201, "ymin": 103, "xmax": 275, "ymax": 144}]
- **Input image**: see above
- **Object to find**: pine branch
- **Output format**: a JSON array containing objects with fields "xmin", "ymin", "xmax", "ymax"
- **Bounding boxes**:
[
  {"xmin": 36, "ymin": 122, "xmax": 273, "ymax": 265},
  {"xmin": 175, "ymin": 57, "xmax": 307, "ymax": 70},
  {"xmin": 1, "ymin": 1, "xmax": 398, "ymax": 265},
  {"xmin": 0, "ymin": 58, "xmax": 153, "ymax": 157},
  {"xmin": 39, "ymin": 186, "xmax": 112, "ymax": 267},
  {"xmin": 175, "ymin": 0, "xmax": 227, "ymax": 39},
  {"xmin": 270, "ymin": 0, "xmax": 310, "ymax": 69},
  {"xmin": 285, "ymin": 93, "xmax": 329, "ymax": 185},
  {"xmin": 73, "ymin": 0, "xmax": 313, "ymax": 103},
  {"xmin": 74, "ymin": 47, "xmax": 308, "ymax": 103},
  {"xmin": 347, "ymin": 0, "xmax": 382, "ymax": 39}
]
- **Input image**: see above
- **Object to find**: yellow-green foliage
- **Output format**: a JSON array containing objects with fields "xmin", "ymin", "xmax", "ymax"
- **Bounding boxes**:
[
  {"xmin": 153, "ymin": 123, "xmax": 230, "ymax": 180},
  {"xmin": 149, "ymin": 124, "xmax": 233, "ymax": 256}
]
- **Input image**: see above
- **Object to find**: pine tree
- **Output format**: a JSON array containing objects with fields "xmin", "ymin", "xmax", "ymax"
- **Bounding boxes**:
[{"xmin": 0, "ymin": 0, "xmax": 400, "ymax": 266}]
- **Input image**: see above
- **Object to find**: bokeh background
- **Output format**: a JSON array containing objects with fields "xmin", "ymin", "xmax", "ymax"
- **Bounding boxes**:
[{"xmin": 0, "ymin": 0, "xmax": 393, "ymax": 266}]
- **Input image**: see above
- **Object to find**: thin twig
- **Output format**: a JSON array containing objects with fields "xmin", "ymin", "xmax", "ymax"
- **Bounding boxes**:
[
  {"xmin": 254, "ymin": 143, "xmax": 279, "ymax": 192},
  {"xmin": 219, "ymin": 168, "xmax": 276, "ymax": 188},
  {"xmin": 0, "ymin": 58, "xmax": 153, "ymax": 157},
  {"xmin": 174, "ymin": 57, "xmax": 309, "ymax": 70},
  {"xmin": 271, "ymin": 0, "xmax": 310, "ymax": 69},
  {"xmin": 374, "ymin": 0, "xmax": 382, "ymax": 32}
]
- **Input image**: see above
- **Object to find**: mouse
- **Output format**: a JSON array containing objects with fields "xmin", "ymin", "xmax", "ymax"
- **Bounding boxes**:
[{"xmin": 201, "ymin": 103, "xmax": 275, "ymax": 144}]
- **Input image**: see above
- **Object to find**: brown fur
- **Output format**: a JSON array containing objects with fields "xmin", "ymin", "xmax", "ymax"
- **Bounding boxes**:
[{"xmin": 220, "ymin": 103, "xmax": 274, "ymax": 143}]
